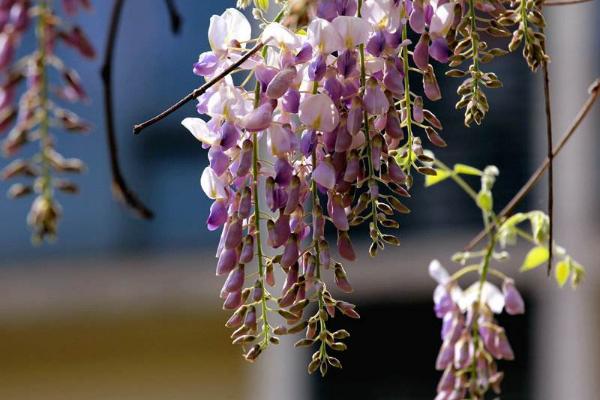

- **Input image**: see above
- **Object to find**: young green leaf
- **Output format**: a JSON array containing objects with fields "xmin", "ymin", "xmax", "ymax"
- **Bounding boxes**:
[
  {"xmin": 554, "ymin": 259, "xmax": 570, "ymax": 287},
  {"xmin": 571, "ymin": 261, "xmax": 585, "ymax": 288},
  {"xmin": 425, "ymin": 169, "xmax": 452, "ymax": 187},
  {"xmin": 521, "ymin": 246, "xmax": 550, "ymax": 271},
  {"xmin": 454, "ymin": 163, "xmax": 482, "ymax": 176}
]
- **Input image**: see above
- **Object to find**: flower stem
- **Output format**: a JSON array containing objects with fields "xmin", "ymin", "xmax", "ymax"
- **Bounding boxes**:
[
  {"xmin": 401, "ymin": 23, "xmax": 414, "ymax": 171},
  {"xmin": 358, "ymin": 0, "xmax": 379, "ymax": 238},
  {"xmin": 467, "ymin": 0, "xmax": 481, "ymax": 100},
  {"xmin": 37, "ymin": 0, "xmax": 52, "ymax": 203},
  {"xmin": 433, "ymin": 159, "xmax": 479, "ymax": 202},
  {"xmin": 252, "ymin": 82, "xmax": 270, "ymax": 349}
]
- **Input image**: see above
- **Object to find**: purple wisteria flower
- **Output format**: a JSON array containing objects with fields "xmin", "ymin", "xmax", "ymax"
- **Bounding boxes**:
[{"xmin": 430, "ymin": 260, "xmax": 524, "ymax": 399}]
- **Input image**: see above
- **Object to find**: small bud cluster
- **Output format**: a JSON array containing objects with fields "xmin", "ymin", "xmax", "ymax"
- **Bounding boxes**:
[
  {"xmin": 0, "ymin": 0, "xmax": 93, "ymax": 242},
  {"xmin": 446, "ymin": 0, "xmax": 549, "ymax": 126}
]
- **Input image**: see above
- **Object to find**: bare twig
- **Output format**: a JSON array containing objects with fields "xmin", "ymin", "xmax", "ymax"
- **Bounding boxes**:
[
  {"xmin": 465, "ymin": 78, "xmax": 600, "ymax": 251},
  {"xmin": 101, "ymin": 0, "xmax": 154, "ymax": 219},
  {"xmin": 133, "ymin": 42, "xmax": 265, "ymax": 135},
  {"xmin": 544, "ymin": 0, "xmax": 593, "ymax": 6},
  {"xmin": 541, "ymin": 30, "xmax": 554, "ymax": 275},
  {"xmin": 164, "ymin": 0, "xmax": 182, "ymax": 34}
]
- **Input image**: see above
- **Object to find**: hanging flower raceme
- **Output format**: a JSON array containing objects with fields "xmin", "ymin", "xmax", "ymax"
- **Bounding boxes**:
[
  {"xmin": 175, "ymin": 0, "xmax": 570, "ymax": 387},
  {"xmin": 430, "ymin": 260, "xmax": 520, "ymax": 400},
  {"xmin": 0, "ymin": 0, "xmax": 94, "ymax": 242},
  {"xmin": 181, "ymin": 0, "xmax": 457, "ymax": 375}
]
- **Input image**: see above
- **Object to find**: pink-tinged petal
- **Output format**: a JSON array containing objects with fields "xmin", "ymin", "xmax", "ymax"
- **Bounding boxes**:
[
  {"xmin": 193, "ymin": 52, "xmax": 219, "ymax": 76},
  {"xmin": 281, "ymin": 235, "xmax": 299, "ymax": 269},
  {"xmin": 495, "ymin": 330, "xmax": 515, "ymax": 360},
  {"xmin": 430, "ymin": 37, "xmax": 451, "ymax": 64},
  {"xmin": 331, "ymin": 15, "xmax": 372, "ymax": 49},
  {"xmin": 282, "ymin": 88, "xmax": 300, "ymax": 113},
  {"xmin": 223, "ymin": 290, "xmax": 242, "ymax": 310},
  {"xmin": 429, "ymin": 259, "xmax": 451, "ymax": 284},
  {"xmin": 244, "ymin": 306, "xmax": 257, "ymax": 331},
  {"xmin": 219, "ymin": 122, "xmax": 240, "ymax": 150},
  {"xmin": 240, "ymin": 235, "xmax": 254, "ymax": 264},
  {"xmin": 223, "ymin": 264, "xmax": 245, "ymax": 293},
  {"xmin": 266, "ymin": 67, "xmax": 297, "ymax": 99},
  {"xmin": 453, "ymin": 336, "xmax": 472, "ymax": 369},
  {"xmin": 337, "ymin": 231, "xmax": 356, "ymax": 261},
  {"xmin": 409, "ymin": 6, "xmax": 426, "ymax": 34},
  {"xmin": 383, "ymin": 60, "xmax": 405, "ymax": 96},
  {"xmin": 502, "ymin": 279, "xmax": 525, "ymax": 315},
  {"xmin": 313, "ymin": 159, "xmax": 336, "ymax": 190},
  {"xmin": 329, "ymin": 194, "xmax": 349, "ymax": 231},
  {"xmin": 261, "ymin": 22, "xmax": 301, "ymax": 49},
  {"xmin": 207, "ymin": 200, "xmax": 228, "ymax": 231},
  {"xmin": 413, "ymin": 33, "xmax": 430, "ymax": 71},
  {"xmin": 268, "ymin": 124, "xmax": 293, "ymax": 156},
  {"xmin": 429, "ymin": 3, "xmax": 455, "ymax": 38},
  {"xmin": 343, "ymin": 151, "xmax": 360, "ymax": 183},
  {"xmin": 334, "ymin": 264, "xmax": 353, "ymax": 293},
  {"xmin": 182, "ymin": 118, "xmax": 220, "ymax": 146},
  {"xmin": 436, "ymin": 339, "xmax": 454, "ymax": 370},
  {"xmin": 224, "ymin": 216, "xmax": 243, "ymax": 249},
  {"xmin": 236, "ymin": 139, "xmax": 253, "ymax": 177},
  {"xmin": 200, "ymin": 167, "xmax": 227, "ymax": 200},
  {"xmin": 363, "ymin": 78, "xmax": 389, "ymax": 115},
  {"xmin": 386, "ymin": 111, "xmax": 404, "ymax": 140},
  {"xmin": 209, "ymin": 8, "xmax": 251, "ymax": 53},
  {"xmin": 308, "ymin": 17, "xmax": 343, "ymax": 54},
  {"xmin": 216, "ymin": 247, "xmax": 238, "ymax": 276},
  {"xmin": 299, "ymin": 94, "xmax": 339, "ymax": 132},
  {"xmin": 242, "ymin": 103, "xmax": 273, "ymax": 132},
  {"xmin": 437, "ymin": 366, "xmax": 456, "ymax": 392},
  {"xmin": 423, "ymin": 66, "xmax": 442, "ymax": 101},
  {"xmin": 238, "ymin": 187, "xmax": 252, "ymax": 218},
  {"xmin": 347, "ymin": 98, "xmax": 363, "ymax": 135}
]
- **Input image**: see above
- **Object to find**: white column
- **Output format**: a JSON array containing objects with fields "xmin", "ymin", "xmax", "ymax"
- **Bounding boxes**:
[{"xmin": 533, "ymin": 3, "xmax": 600, "ymax": 399}]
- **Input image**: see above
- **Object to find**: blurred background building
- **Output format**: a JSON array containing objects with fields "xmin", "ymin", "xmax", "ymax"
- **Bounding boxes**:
[{"xmin": 0, "ymin": 1, "xmax": 598, "ymax": 399}]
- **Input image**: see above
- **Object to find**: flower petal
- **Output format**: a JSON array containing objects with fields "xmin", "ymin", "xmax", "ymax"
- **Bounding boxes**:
[
  {"xmin": 182, "ymin": 118, "xmax": 220, "ymax": 146},
  {"xmin": 299, "ymin": 93, "xmax": 339, "ymax": 132}
]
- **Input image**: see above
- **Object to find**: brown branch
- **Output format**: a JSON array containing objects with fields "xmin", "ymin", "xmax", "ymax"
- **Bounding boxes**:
[
  {"xmin": 544, "ymin": 0, "xmax": 593, "ymax": 5},
  {"xmin": 101, "ymin": 0, "xmax": 154, "ymax": 219},
  {"xmin": 132, "ymin": 41, "xmax": 265, "ymax": 135},
  {"xmin": 164, "ymin": 0, "xmax": 182, "ymax": 34},
  {"xmin": 541, "ymin": 31, "xmax": 554, "ymax": 275},
  {"xmin": 465, "ymin": 78, "xmax": 600, "ymax": 251}
]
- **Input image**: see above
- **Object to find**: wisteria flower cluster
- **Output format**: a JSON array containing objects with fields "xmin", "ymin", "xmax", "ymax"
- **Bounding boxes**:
[
  {"xmin": 0, "ymin": 0, "xmax": 93, "ymax": 242},
  {"xmin": 183, "ymin": 0, "xmax": 458, "ymax": 375},
  {"xmin": 426, "ymin": 160, "xmax": 583, "ymax": 399},
  {"xmin": 174, "ymin": 0, "xmax": 584, "ymax": 390}
]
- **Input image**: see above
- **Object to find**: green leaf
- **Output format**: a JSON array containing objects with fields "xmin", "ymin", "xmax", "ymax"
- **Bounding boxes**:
[
  {"xmin": 453, "ymin": 163, "xmax": 482, "ymax": 176},
  {"xmin": 424, "ymin": 169, "xmax": 451, "ymax": 187},
  {"xmin": 528, "ymin": 211, "xmax": 549, "ymax": 244},
  {"xmin": 571, "ymin": 261, "xmax": 585, "ymax": 288},
  {"xmin": 521, "ymin": 246, "xmax": 550, "ymax": 272},
  {"xmin": 555, "ymin": 259, "xmax": 571, "ymax": 287}
]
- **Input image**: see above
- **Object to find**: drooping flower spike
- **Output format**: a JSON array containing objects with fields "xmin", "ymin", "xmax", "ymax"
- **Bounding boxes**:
[
  {"xmin": 178, "ymin": 0, "xmax": 573, "ymax": 390},
  {"xmin": 0, "ymin": 0, "xmax": 94, "ymax": 242}
]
